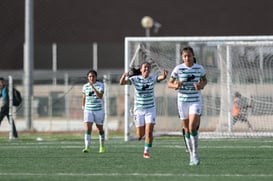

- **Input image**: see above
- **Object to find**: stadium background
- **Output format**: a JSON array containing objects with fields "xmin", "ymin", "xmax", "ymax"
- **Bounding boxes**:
[
  {"xmin": 0, "ymin": 0, "xmax": 273, "ymax": 133},
  {"xmin": 1, "ymin": 0, "xmax": 273, "ymax": 70}
]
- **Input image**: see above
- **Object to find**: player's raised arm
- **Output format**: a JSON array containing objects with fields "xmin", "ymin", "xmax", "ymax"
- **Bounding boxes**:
[
  {"xmin": 157, "ymin": 70, "xmax": 168, "ymax": 82},
  {"xmin": 119, "ymin": 72, "xmax": 130, "ymax": 85}
]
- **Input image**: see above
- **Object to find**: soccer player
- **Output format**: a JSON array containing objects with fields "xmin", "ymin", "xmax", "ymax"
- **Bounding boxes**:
[
  {"xmin": 82, "ymin": 70, "xmax": 105, "ymax": 153},
  {"xmin": 168, "ymin": 47, "xmax": 207, "ymax": 166},
  {"xmin": 120, "ymin": 62, "xmax": 168, "ymax": 158},
  {"xmin": 232, "ymin": 91, "xmax": 253, "ymax": 131}
]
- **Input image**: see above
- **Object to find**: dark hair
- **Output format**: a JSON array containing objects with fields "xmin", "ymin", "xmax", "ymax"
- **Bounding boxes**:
[
  {"xmin": 181, "ymin": 46, "xmax": 196, "ymax": 63},
  {"xmin": 140, "ymin": 61, "xmax": 151, "ymax": 68},
  {"xmin": 128, "ymin": 67, "xmax": 141, "ymax": 77},
  {"xmin": 181, "ymin": 46, "xmax": 195, "ymax": 56},
  {"xmin": 234, "ymin": 91, "xmax": 242, "ymax": 97},
  {"xmin": 128, "ymin": 62, "xmax": 151, "ymax": 77},
  {"xmin": 86, "ymin": 70, "xmax": 97, "ymax": 77},
  {"xmin": 0, "ymin": 77, "xmax": 4, "ymax": 81}
]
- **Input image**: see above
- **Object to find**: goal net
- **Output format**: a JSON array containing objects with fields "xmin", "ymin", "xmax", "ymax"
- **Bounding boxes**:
[{"xmin": 124, "ymin": 36, "xmax": 273, "ymax": 140}]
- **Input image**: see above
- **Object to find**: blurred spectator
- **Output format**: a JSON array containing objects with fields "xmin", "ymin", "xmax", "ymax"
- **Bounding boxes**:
[{"xmin": 0, "ymin": 77, "xmax": 18, "ymax": 138}]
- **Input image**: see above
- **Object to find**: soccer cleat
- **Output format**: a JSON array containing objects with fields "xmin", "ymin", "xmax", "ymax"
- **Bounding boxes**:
[
  {"xmin": 82, "ymin": 147, "xmax": 90, "ymax": 153},
  {"xmin": 143, "ymin": 152, "xmax": 150, "ymax": 159},
  {"xmin": 189, "ymin": 159, "xmax": 200, "ymax": 166},
  {"xmin": 99, "ymin": 145, "xmax": 105, "ymax": 153}
]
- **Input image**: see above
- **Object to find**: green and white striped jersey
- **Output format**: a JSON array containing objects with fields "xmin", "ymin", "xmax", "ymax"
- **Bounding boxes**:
[
  {"xmin": 82, "ymin": 81, "xmax": 104, "ymax": 111},
  {"xmin": 128, "ymin": 75, "xmax": 158, "ymax": 110},
  {"xmin": 170, "ymin": 63, "xmax": 206, "ymax": 103}
]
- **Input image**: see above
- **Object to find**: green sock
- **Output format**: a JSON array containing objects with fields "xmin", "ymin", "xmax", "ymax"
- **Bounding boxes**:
[{"xmin": 144, "ymin": 143, "xmax": 152, "ymax": 153}]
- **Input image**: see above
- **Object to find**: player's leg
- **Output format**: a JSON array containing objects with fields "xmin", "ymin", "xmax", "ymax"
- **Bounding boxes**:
[
  {"xmin": 182, "ymin": 119, "xmax": 191, "ymax": 154},
  {"xmin": 240, "ymin": 114, "xmax": 254, "ymax": 131},
  {"xmin": 188, "ymin": 103, "xmax": 202, "ymax": 166},
  {"xmin": 82, "ymin": 111, "xmax": 93, "ymax": 153},
  {"xmin": 11, "ymin": 118, "xmax": 18, "ymax": 138},
  {"xmin": 95, "ymin": 110, "xmax": 105, "ymax": 153},
  {"xmin": 178, "ymin": 102, "xmax": 192, "ymax": 154},
  {"xmin": 143, "ymin": 123, "xmax": 154, "ymax": 158},
  {"xmin": 83, "ymin": 122, "xmax": 92, "ymax": 152},
  {"xmin": 182, "ymin": 118, "xmax": 199, "ymax": 153},
  {"xmin": 142, "ymin": 108, "xmax": 156, "ymax": 158},
  {"xmin": 246, "ymin": 120, "xmax": 254, "ymax": 131},
  {"xmin": 96, "ymin": 124, "xmax": 105, "ymax": 153},
  {"xmin": 136, "ymin": 126, "xmax": 145, "ymax": 140},
  {"xmin": 243, "ymin": 116, "xmax": 254, "ymax": 131},
  {"xmin": 136, "ymin": 125, "xmax": 149, "ymax": 158},
  {"xmin": 4, "ymin": 107, "xmax": 18, "ymax": 138},
  {"xmin": 134, "ymin": 109, "xmax": 145, "ymax": 140},
  {"xmin": 189, "ymin": 114, "xmax": 200, "ymax": 165},
  {"xmin": 134, "ymin": 111, "xmax": 148, "ymax": 157},
  {"xmin": 0, "ymin": 105, "xmax": 9, "ymax": 126},
  {"xmin": 0, "ymin": 108, "xmax": 6, "ymax": 125},
  {"xmin": 182, "ymin": 128, "xmax": 189, "ymax": 152}
]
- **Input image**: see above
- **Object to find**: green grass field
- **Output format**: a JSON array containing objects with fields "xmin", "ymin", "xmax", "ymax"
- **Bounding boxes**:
[{"xmin": 0, "ymin": 132, "xmax": 272, "ymax": 181}]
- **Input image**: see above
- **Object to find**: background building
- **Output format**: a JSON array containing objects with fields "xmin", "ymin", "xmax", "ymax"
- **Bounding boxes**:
[{"xmin": 0, "ymin": 0, "xmax": 272, "ymax": 71}]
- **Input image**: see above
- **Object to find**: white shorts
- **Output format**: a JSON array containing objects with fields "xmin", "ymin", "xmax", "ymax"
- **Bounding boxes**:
[
  {"xmin": 134, "ymin": 107, "xmax": 156, "ymax": 127},
  {"xmin": 84, "ymin": 110, "xmax": 105, "ymax": 125},
  {"xmin": 178, "ymin": 101, "xmax": 202, "ymax": 120}
]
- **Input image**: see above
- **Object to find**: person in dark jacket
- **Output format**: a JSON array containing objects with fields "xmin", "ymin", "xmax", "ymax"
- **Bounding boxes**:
[{"xmin": 0, "ymin": 77, "xmax": 18, "ymax": 138}]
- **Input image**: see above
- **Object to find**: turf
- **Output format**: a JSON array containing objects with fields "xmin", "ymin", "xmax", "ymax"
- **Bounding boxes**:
[{"xmin": 0, "ymin": 133, "xmax": 272, "ymax": 181}]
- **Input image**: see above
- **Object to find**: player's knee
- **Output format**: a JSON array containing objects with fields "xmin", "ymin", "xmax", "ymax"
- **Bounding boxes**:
[
  {"xmin": 137, "ymin": 132, "xmax": 145, "ymax": 140},
  {"xmin": 137, "ymin": 135, "xmax": 143, "ymax": 140}
]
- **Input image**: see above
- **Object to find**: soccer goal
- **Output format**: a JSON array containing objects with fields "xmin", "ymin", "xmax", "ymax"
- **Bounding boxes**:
[{"xmin": 124, "ymin": 36, "xmax": 273, "ymax": 140}]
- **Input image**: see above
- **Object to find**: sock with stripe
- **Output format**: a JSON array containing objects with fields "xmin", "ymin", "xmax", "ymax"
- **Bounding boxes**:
[
  {"xmin": 84, "ymin": 131, "xmax": 91, "ymax": 148},
  {"xmin": 144, "ymin": 143, "xmax": 152, "ymax": 153},
  {"xmin": 190, "ymin": 131, "xmax": 199, "ymax": 160},
  {"xmin": 99, "ymin": 130, "xmax": 105, "ymax": 147}
]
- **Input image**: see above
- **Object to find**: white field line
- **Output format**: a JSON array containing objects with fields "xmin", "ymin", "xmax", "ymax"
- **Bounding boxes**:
[
  {"xmin": 0, "ymin": 144, "xmax": 273, "ymax": 149},
  {"xmin": 0, "ymin": 172, "xmax": 273, "ymax": 177}
]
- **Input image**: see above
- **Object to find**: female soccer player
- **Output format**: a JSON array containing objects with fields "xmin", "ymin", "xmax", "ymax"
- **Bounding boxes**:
[
  {"xmin": 82, "ymin": 70, "xmax": 105, "ymax": 153},
  {"xmin": 120, "ymin": 62, "xmax": 168, "ymax": 158},
  {"xmin": 168, "ymin": 47, "xmax": 207, "ymax": 165}
]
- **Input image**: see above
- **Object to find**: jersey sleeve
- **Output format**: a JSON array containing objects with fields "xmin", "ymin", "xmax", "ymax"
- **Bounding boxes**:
[
  {"xmin": 200, "ymin": 65, "xmax": 206, "ymax": 77},
  {"xmin": 153, "ymin": 75, "xmax": 158, "ymax": 83},
  {"xmin": 128, "ymin": 76, "xmax": 135, "ymax": 85},
  {"xmin": 170, "ymin": 66, "xmax": 179, "ymax": 80},
  {"xmin": 82, "ymin": 85, "xmax": 86, "ymax": 95}
]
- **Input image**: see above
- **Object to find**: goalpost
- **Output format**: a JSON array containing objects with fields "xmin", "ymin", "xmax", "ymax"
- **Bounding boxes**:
[{"xmin": 124, "ymin": 36, "xmax": 273, "ymax": 141}]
